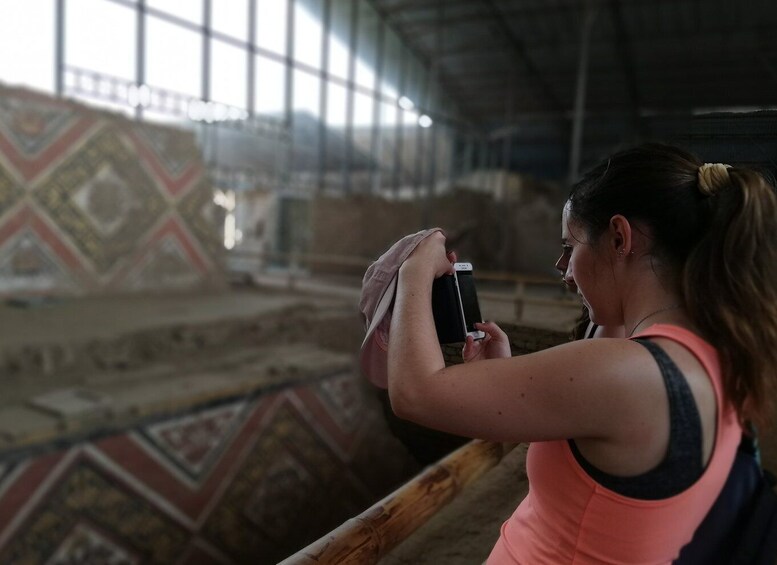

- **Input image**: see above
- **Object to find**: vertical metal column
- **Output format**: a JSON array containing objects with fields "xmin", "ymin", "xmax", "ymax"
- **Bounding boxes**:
[
  {"xmin": 344, "ymin": 0, "xmax": 358, "ymax": 194},
  {"xmin": 202, "ymin": 0, "xmax": 212, "ymax": 103},
  {"xmin": 136, "ymin": 0, "xmax": 146, "ymax": 120},
  {"xmin": 285, "ymin": 0, "xmax": 295, "ymax": 192},
  {"xmin": 413, "ymin": 65, "xmax": 425, "ymax": 199},
  {"xmin": 247, "ymin": 0, "xmax": 256, "ymax": 118},
  {"xmin": 414, "ymin": 120, "xmax": 424, "ymax": 218},
  {"xmin": 318, "ymin": 0, "xmax": 331, "ymax": 194},
  {"xmin": 502, "ymin": 76, "xmax": 515, "ymax": 198},
  {"xmin": 369, "ymin": 18, "xmax": 384, "ymax": 194},
  {"xmin": 427, "ymin": 0, "xmax": 443, "ymax": 198},
  {"xmin": 200, "ymin": 0, "xmax": 214, "ymax": 179},
  {"xmin": 569, "ymin": 2, "xmax": 598, "ymax": 184},
  {"xmin": 55, "ymin": 0, "xmax": 65, "ymax": 97},
  {"xmin": 446, "ymin": 123, "xmax": 458, "ymax": 190},
  {"xmin": 460, "ymin": 135, "xmax": 470, "ymax": 178},
  {"xmin": 500, "ymin": 78, "xmax": 516, "ymax": 268},
  {"xmin": 490, "ymin": 140, "xmax": 499, "ymax": 193},
  {"xmin": 479, "ymin": 137, "xmax": 488, "ymax": 190},
  {"xmin": 392, "ymin": 48, "xmax": 405, "ymax": 197}
]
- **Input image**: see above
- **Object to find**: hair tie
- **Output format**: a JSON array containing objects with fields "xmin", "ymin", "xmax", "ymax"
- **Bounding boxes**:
[{"xmin": 698, "ymin": 163, "xmax": 731, "ymax": 196}]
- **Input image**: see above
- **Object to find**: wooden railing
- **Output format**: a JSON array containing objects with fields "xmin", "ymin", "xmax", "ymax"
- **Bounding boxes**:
[
  {"xmin": 229, "ymin": 249, "xmax": 581, "ymax": 319},
  {"xmin": 252, "ymin": 250, "xmax": 548, "ymax": 563},
  {"xmin": 278, "ymin": 440, "xmax": 515, "ymax": 565}
]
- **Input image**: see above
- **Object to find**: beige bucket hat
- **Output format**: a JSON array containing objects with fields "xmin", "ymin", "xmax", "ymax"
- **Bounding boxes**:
[{"xmin": 359, "ymin": 228, "xmax": 443, "ymax": 388}]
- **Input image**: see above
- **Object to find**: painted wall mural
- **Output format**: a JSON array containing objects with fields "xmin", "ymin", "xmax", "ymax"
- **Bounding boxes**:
[
  {"xmin": 0, "ymin": 371, "xmax": 418, "ymax": 564},
  {"xmin": 0, "ymin": 84, "xmax": 224, "ymax": 296}
]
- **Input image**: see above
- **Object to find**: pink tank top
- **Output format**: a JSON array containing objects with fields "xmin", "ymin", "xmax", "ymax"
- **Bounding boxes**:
[{"xmin": 487, "ymin": 325, "xmax": 742, "ymax": 564}]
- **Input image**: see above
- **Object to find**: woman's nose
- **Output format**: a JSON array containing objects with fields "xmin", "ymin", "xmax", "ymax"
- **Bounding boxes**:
[{"xmin": 555, "ymin": 256, "xmax": 567, "ymax": 276}]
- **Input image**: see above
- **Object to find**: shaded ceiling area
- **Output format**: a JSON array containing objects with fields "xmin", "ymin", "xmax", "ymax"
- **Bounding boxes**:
[{"xmin": 371, "ymin": 0, "xmax": 777, "ymax": 179}]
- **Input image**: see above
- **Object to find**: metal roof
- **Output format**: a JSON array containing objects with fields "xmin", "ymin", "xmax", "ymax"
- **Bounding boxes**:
[{"xmin": 371, "ymin": 0, "xmax": 777, "ymax": 128}]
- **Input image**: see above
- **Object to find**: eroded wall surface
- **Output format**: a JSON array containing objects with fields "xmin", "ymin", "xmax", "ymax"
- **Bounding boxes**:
[
  {"xmin": 310, "ymin": 188, "xmax": 562, "ymax": 277},
  {"xmin": 0, "ymin": 85, "xmax": 224, "ymax": 296}
]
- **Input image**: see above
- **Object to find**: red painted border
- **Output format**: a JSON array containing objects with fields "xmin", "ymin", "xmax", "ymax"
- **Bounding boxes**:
[
  {"xmin": 0, "ymin": 205, "xmax": 87, "ymax": 273},
  {"xmin": 127, "ymin": 131, "xmax": 204, "ymax": 197},
  {"xmin": 93, "ymin": 396, "xmax": 277, "ymax": 521},
  {"xmin": 0, "ymin": 117, "xmax": 97, "ymax": 182},
  {"xmin": 0, "ymin": 451, "xmax": 66, "ymax": 536}
]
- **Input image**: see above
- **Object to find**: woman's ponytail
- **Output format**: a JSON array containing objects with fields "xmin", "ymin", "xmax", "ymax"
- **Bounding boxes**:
[
  {"xmin": 569, "ymin": 144, "xmax": 777, "ymax": 427},
  {"xmin": 682, "ymin": 167, "xmax": 777, "ymax": 427}
]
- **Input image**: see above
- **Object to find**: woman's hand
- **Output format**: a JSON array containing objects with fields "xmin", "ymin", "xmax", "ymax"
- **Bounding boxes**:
[
  {"xmin": 462, "ymin": 321, "xmax": 512, "ymax": 362},
  {"xmin": 401, "ymin": 230, "xmax": 454, "ymax": 280}
]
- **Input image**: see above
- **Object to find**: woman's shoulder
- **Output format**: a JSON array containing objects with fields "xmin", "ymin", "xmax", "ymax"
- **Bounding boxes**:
[
  {"xmin": 526, "ymin": 337, "xmax": 672, "ymax": 405},
  {"xmin": 511, "ymin": 337, "xmax": 672, "ymax": 442},
  {"xmin": 633, "ymin": 324, "xmax": 719, "ymax": 367}
]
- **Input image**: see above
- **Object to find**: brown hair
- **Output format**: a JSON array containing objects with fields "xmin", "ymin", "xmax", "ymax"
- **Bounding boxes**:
[
  {"xmin": 568, "ymin": 143, "xmax": 777, "ymax": 428},
  {"xmin": 571, "ymin": 306, "xmax": 592, "ymax": 341}
]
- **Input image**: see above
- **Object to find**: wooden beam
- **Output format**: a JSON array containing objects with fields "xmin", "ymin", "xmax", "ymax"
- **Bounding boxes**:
[{"xmin": 278, "ymin": 440, "xmax": 516, "ymax": 565}]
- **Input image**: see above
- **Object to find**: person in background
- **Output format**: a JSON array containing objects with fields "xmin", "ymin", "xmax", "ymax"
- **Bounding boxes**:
[{"xmin": 386, "ymin": 143, "xmax": 777, "ymax": 564}]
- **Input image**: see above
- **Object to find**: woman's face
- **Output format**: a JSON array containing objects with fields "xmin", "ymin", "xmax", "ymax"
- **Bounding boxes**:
[
  {"xmin": 555, "ymin": 205, "xmax": 575, "ymax": 291},
  {"xmin": 558, "ymin": 204, "xmax": 612, "ymax": 323}
]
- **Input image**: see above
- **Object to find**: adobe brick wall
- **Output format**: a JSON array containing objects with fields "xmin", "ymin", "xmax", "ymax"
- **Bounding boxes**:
[{"xmin": 309, "ymin": 187, "xmax": 563, "ymax": 277}]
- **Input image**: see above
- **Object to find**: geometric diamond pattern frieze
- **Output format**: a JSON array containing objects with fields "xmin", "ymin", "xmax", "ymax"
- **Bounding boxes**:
[
  {"xmin": 136, "ymin": 400, "xmax": 251, "ymax": 484},
  {"xmin": 0, "ymin": 163, "xmax": 22, "ymax": 221},
  {"xmin": 45, "ymin": 522, "xmax": 140, "ymax": 565},
  {"xmin": 33, "ymin": 125, "xmax": 168, "ymax": 274},
  {"xmin": 71, "ymin": 163, "xmax": 137, "ymax": 238},
  {"xmin": 317, "ymin": 374, "xmax": 362, "ymax": 434},
  {"xmin": 0, "ymin": 92, "xmax": 95, "ymax": 184},
  {"xmin": 177, "ymin": 178, "xmax": 223, "ymax": 260},
  {"xmin": 0, "ymin": 94, "xmax": 78, "ymax": 158},
  {"xmin": 0, "ymin": 461, "xmax": 190, "ymax": 564},
  {"xmin": 134, "ymin": 123, "xmax": 196, "ymax": 178},
  {"xmin": 243, "ymin": 450, "xmax": 315, "ymax": 540},
  {"xmin": 123, "ymin": 235, "xmax": 202, "ymax": 291}
]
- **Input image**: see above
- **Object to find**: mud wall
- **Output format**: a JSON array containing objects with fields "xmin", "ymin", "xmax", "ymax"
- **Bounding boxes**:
[
  {"xmin": 0, "ymin": 84, "xmax": 225, "ymax": 296},
  {"xmin": 310, "ymin": 186, "xmax": 563, "ymax": 277},
  {"xmin": 0, "ymin": 300, "xmax": 419, "ymax": 564}
]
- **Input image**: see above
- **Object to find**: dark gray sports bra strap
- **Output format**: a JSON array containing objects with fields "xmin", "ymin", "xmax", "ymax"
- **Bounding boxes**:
[
  {"xmin": 569, "ymin": 338, "xmax": 704, "ymax": 499},
  {"xmin": 633, "ymin": 338, "xmax": 704, "ymax": 470}
]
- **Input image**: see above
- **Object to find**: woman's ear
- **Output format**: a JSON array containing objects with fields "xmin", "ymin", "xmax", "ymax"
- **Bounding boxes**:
[{"xmin": 609, "ymin": 215, "xmax": 633, "ymax": 258}]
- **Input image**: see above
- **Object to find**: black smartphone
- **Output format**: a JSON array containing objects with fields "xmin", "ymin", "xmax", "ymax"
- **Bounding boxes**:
[
  {"xmin": 453, "ymin": 262, "xmax": 486, "ymax": 340},
  {"xmin": 431, "ymin": 262, "xmax": 485, "ymax": 344}
]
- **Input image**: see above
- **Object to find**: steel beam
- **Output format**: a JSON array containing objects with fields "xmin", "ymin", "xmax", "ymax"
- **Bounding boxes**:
[
  {"xmin": 136, "ymin": 0, "xmax": 146, "ymax": 119},
  {"xmin": 478, "ymin": 0, "xmax": 564, "ymax": 113},
  {"xmin": 366, "ymin": 0, "xmax": 480, "ymax": 126},
  {"xmin": 569, "ymin": 2, "xmax": 599, "ymax": 183},
  {"xmin": 55, "ymin": 0, "xmax": 65, "ymax": 97}
]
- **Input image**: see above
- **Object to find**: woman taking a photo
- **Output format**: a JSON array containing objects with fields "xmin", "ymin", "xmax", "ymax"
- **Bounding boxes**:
[{"xmin": 386, "ymin": 143, "xmax": 777, "ymax": 563}]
